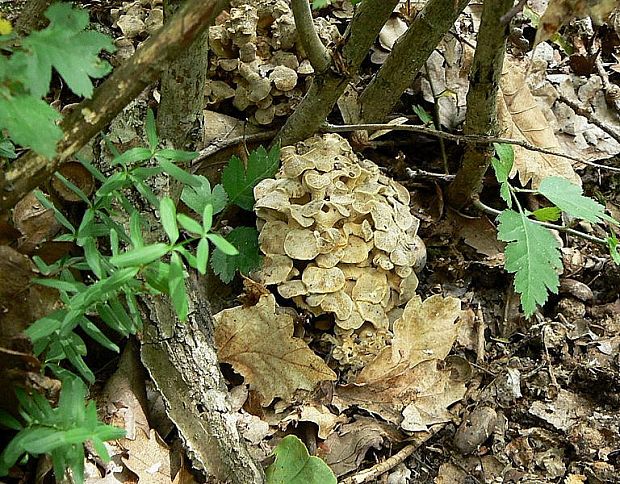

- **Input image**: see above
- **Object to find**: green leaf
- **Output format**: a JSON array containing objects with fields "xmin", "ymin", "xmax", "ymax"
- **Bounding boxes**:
[
  {"xmin": 211, "ymin": 227, "xmax": 262, "ymax": 283},
  {"xmin": 196, "ymin": 238, "xmax": 209, "ymax": 275},
  {"xmin": 538, "ymin": 177, "xmax": 618, "ymax": 225},
  {"xmin": 0, "ymin": 410, "xmax": 22, "ymax": 431},
  {"xmin": 78, "ymin": 317, "xmax": 119, "ymax": 353},
  {"xmin": 221, "ymin": 145, "xmax": 280, "ymax": 211},
  {"xmin": 169, "ymin": 252, "xmax": 188, "ymax": 321},
  {"xmin": 531, "ymin": 206, "xmax": 562, "ymax": 222},
  {"xmin": 112, "ymin": 147, "xmax": 153, "ymax": 166},
  {"xmin": 155, "ymin": 148, "xmax": 198, "ymax": 162},
  {"xmin": 181, "ymin": 176, "xmax": 228, "ymax": 215},
  {"xmin": 145, "ymin": 109, "xmax": 158, "ymax": 151},
  {"xmin": 158, "ymin": 158, "xmax": 201, "ymax": 187},
  {"xmin": 202, "ymin": 204, "xmax": 213, "ymax": 233},
  {"xmin": 265, "ymin": 435, "xmax": 336, "ymax": 484},
  {"xmin": 412, "ymin": 104, "xmax": 433, "ymax": 125},
  {"xmin": 0, "ymin": 95, "xmax": 62, "ymax": 158},
  {"xmin": 110, "ymin": 243, "xmax": 169, "ymax": 268},
  {"xmin": 312, "ymin": 0, "xmax": 333, "ymax": 9},
  {"xmin": 491, "ymin": 143, "xmax": 514, "ymax": 206},
  {"xmin": 207, "ymin": 233, "xmax": 239, "ymax": 256},
  {"xmin": 159, "ymin": 197, "xmax": 179, "ymax": 243},
  {"xmin": 498, "ymin": 210, "xmax": 562, "ymax": 316},
  {"xmin": 177, "ymin": 214, "xmax": 203, "ymax": 235},
  {"xmin": 129, "ymin": 211, "xmax": 145, "ymax": 248},
  {"xmin": 607, "ymin": 233, "xmax": 620, "ymax": 265},
  {"xmin": 15, "ymin": 3, "xmax": 114, "ymax": 98}
]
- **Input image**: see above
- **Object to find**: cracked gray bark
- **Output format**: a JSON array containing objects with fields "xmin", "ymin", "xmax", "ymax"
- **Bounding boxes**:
[
  {"xmin": 446, "ymin": 0, "xmax": 514, "ymax": 209},
  {"xmin": 156, "ymin": 0, "xmax": 209, "ymax": 148},
  {"xmin": 358, "ymin": 0, "xmax": 470, "ymax": 123},
  {"xmin": 140, "ymin": 274, "xmax": 264, "ymax": 483}
]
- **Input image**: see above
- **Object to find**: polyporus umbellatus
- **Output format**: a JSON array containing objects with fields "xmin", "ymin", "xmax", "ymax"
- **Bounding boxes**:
[
  {"xmin": 253, "ymin": 134, "xmax": 426, "ymax": 333},
  {"xmin": 206, "ymin": 0, "xmax": 340, "ymax": 125}
]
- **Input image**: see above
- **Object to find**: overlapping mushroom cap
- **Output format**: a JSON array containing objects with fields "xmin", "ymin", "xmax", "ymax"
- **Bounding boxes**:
[{"xmin": 253, "ymin": 134, "xmax": 426, "ymax": 331}]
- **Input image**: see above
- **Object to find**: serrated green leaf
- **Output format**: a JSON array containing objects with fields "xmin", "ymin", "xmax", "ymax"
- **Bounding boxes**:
[
  {"xmin": 491, "ymin": 143, "xmax": 514, "ymax": 206},
  {"xmin": 211, "ymin": 227, "xmax": 262, "ymax": 283},
  {"xmin": 169, "ymin": 252, "xmax": 188, "ymax": 321},
  {"xmin": 221, "ymin": 145, "xmax": 280, "ymax": 211},
  {"xmin": 181, "ymin": 176, "xmax": 228, "ymax": 215},
  {"xmin": 265, "ymin": 435, "xmax": 336, "ymax": 484},
  {"xmin": 493, "ymin": 143, "xmax": 514, "ymax": 169},
  {"xmin": 0, "ymin": 95, "xmax": 62, "ymax": 158},
  {"xmin": 159, "ymin": 197, "xmax": 179, "ymax": 243},
  {"xmin": 531, "ymin": 206, "xmax": 561, "ymax": 222},
  {"xmin": 498, "ymin": 210, "xmax": 562, "ymax": 316},
  {"xmin": 538, "ymin": 177, "xmax": 618, "ymax": 225},
  {"xmin": 14, "ymin": 3, "xmax": 114, "ymax": 98}
]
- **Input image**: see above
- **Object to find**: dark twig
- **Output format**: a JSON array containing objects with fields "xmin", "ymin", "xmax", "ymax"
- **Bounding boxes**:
[
  {"xmin": 322, "ymin": 122, "xmax": 620, "ymax": 173},
  {"xmin": 500, "ymin": 0, "xmax": 528, "ymax": 25},
  {"xmin": 190, "ymin": 130, "xmax": 278, "ymax": 168},
  {"xmin": 472, "ymin": 197, "xmax": 608, "ymax": 245},
  {"xmin": 557, "ymin": 95, "xmax": 620, "ymax": 144},
  {"xmin": 340, "ymin": 425, "xmax": 443, "ymax": 484}
]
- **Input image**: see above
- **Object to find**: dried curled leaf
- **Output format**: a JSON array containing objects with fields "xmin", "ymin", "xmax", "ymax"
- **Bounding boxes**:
[
  {"xmin": 213, "ymin": 294, "xmax": 336, "ymax": 405},
  {"xmin": 499, "ymin": 56, "xmax": 580, "ymax": 188}
]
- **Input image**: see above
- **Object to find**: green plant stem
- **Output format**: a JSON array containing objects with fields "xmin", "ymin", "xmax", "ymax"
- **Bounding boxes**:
[
  {"xmin": 423, "ymin": 62, "xmax": 449, "ymax": 173},
  {"xmin": 472, "ymin": 197, "xmax": 608, "ymax": 245}
]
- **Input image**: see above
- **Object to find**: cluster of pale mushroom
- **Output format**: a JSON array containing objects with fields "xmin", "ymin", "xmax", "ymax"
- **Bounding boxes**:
[
  {"xmin": 253, "ymin": 134, "xmax": 427, "ymax": 368},
  {"xmin": 206, "ymin": 0, "xmax": 340, "ymax": 125}
]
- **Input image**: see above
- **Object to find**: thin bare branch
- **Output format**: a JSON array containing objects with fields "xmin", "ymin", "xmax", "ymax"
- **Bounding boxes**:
[
  {"xmin": 291, "ymin": 0, "xmax": 331, "ymax": 72},
  {"xmin": 322, "ymin": 122, "xmax": 620, "ymax": 173},
  {"xmin": 472, "ymin": 197, "xmax": 608, "ymax": 245}
]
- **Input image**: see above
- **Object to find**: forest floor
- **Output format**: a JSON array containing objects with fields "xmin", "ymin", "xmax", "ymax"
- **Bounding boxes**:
[{"xmin": 2, "ymin": 0, "xmax": 620, "ymax": 483}]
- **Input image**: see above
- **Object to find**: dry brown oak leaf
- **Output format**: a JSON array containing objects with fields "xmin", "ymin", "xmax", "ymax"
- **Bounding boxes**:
[{"xmin": 214, "ymin": 293, "xmax": 336, "ymax": 405}]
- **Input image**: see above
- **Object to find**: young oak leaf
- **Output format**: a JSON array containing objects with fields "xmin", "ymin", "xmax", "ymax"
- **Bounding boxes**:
[
  {"xmin": 538, "ymin": 176, "xmax": 618, "ymax": 226},
  {"xmin": 498, "ymin": 209, "xmax": 562, "ymax": 316},
  {"xmin": 221, "ymin": 145, "xmax": 280, "ymax": 211},
  {"xmin": 211, "ymin": 226, "xmax": 262, "ymax": 283},
  {"xmin": 213, "ymin": 294, "xmax": 336, "ymax": 405},
  {"xmin": 265, "ymin": 435, "xmax": 336, "ymax": 484}
]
